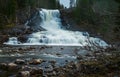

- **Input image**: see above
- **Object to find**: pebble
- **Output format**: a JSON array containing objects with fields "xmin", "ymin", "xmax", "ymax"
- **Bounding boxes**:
[
  {"xmin": 0, "ymin": 50, "xmax": 2, "ymax": 52},
  {"xmin": 15, "ymin": 59, "xmax": 25, "ymax": 65},
  {"xmin": 8, "ymin": 63, "xmax": 20, "ymax": 71},
  {"xmin": 77, "ymin": 55, "xmax": 83, "ymax": 60},
  {"xmin": 30, "ymin": 67, "xmax": 43, "ymax": 76},
  {"xmin": 49, "ymin": 60, "xmax": 56, "ymax": 64},
  {"xmin": 17, "ymin": 71, "xmax": 30, "ymax": 77},
  {"xmin": 29, "ymin": 59, "xmax": 43, "ymax": 65},
  {"xmin": 22, "ymin": 66, "xmax": 32, "ymax": 71},
  {"xmin": 0, "ymin": 63, "xmax": 7, "ymax": 70}
]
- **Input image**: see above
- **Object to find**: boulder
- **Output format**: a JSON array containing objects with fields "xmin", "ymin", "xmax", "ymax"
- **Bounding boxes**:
[
  {"xmin": 29, "ymin": 59, "xmax": 43, "ymax": 65},
  {"xmin": 0, "ymin": 63, "xmax": 8, "ymax": 70},
  {"xmin": 8, "ymin": 63, "xmax": 20, "ymax": 71},
  {"xmin": 15, "ymin": 59, "xmax": 26, "ymax": 65},
  {"xmin": 22, "ymin": 66, "xmax": 32, "ymax": 71},
  {"xmin": 17, "ymin": 71, "xmax": 30, "ymax": 77},
  {"xmin": 30, "ymin": 67, "xmax": 43, "ymax": 76}
]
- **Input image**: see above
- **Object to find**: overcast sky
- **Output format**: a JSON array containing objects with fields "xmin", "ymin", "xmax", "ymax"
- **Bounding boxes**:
[
  {"xmin": 59, "ymin": 0, "xmax": 70, "ymax": 8},
  {"xmin": 59, "ymin": 0, "xmax": 76, "ymax": 8}
]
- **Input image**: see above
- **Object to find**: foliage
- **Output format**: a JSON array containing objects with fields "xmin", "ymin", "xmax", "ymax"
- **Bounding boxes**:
[
  {"xmin": 0, "ymin": 0, "xmax": 61, "ymax": 29},
  {"xmin": 71, "ymin": 0, "xmax": 120, "ymax": 42}
]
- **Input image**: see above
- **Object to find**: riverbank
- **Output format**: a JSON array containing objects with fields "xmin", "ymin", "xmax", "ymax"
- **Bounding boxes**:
[{"xmin": 0, "ymin": 45, "xmax": 120, "ymax": 77}]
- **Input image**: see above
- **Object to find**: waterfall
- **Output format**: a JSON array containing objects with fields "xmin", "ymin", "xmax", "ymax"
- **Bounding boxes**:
[
  {"xmin": 4, "ymin": 9, "xmax": 108, "ymax": 46},
  {"xmin": 39, "ymin": 9, "xmax": 62, "ymax": 31}
]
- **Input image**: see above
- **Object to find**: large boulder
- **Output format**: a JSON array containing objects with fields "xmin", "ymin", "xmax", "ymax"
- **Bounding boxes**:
[{"xmin": 26, "ymin": 8, "xmax": 46, "ymax": 31}]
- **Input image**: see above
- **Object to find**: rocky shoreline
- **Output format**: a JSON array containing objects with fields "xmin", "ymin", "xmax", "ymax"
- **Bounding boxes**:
[{"xmin": 0, "ymin": 45, "xmax": 119, "ymax": 77}]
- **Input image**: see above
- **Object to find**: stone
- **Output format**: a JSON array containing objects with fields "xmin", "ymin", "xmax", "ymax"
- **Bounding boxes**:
[
  {"xmin": 15, "ymin": 59, "xmax": 25, "ymax": 64},
  {"xmin": 0, "ymin": 50, "xmax": 2, "ymax": 52},
  {"xmin": 18, "ymin": 35, "xmax": 27, "ymax": 43},
  {"xmin": 77, "ymin": 55, "xmax": 83, "ymax": 60},
  {"xmin": 29, "ymin": 59, "xmax": 43, "ymax": 65},
  {"xmin": 0, "ymin": 63, "xmax": 8, "ymax": 70},
  {"xmin": 61, "ymin": 48, "xmax": 64, "ymax": 50},
  {"xmin": 8, "ymin": 63, "xmax": 20, "ymax": 71},
  {"xmin": 18, "ymin": 48, "xmax": 23, "ymax": 51},
  {"xmin": 49, "ymin": 60, "xmax": 56, "ymax": 64},
  {"xmin": 22, "ymin": 66, "xmax": 32, "ymax": 71},
  {"xmin": 40, "ymin": 47, "xmax": 45, "ymax": 50},
  {"xmin": 52, "ymin": 71, "xmax": 57, "ymax": 76},
  {"xmin": 17, "ymin": 71, "xmax": 30, "ymax": 77},
  {"xmin": 30, "ymin": 67, "xmax": 43, "ymax": 76}
]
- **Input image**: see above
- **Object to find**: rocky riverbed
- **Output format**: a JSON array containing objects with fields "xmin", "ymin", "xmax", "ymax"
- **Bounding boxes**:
[{"xmin": 0, "ymin": 45, "xmax": 120, "ymax": 77}]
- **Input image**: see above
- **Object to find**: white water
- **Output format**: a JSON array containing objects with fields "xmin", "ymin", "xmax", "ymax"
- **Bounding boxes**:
[
  {"xmin": 4, "ymin": 9, "xmax": 108, "ymax": 47},
  {"xmin": 4, "ymin": 37, "xmax": 21, "ymax": 45}
]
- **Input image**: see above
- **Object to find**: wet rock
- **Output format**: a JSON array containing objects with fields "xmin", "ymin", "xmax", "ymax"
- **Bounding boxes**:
[
  {"xmin": 56, "ymin": 53, "xmax": 61, "ymax": 56},
  {"xmin": 46, "ymin": 71, "xmax": 57, "ymax": 76},
  {"xmin": 0, "ymin": 50, "xmax": 2, "ymax": 52},
  {"xmin": 0, "ymin": 35, "xmax": 9, "ymax": 44},
  {"xmin": 18, "ymin": 48, "xmax": 23, "ymax": 51},
  {"xmin": 15, "ymin": 59, "xmax": 25, "ymax": 65},
  {"xmin": 45, "ymin": 65, "xmax": 53, "ymax": 69},
  {"xmin": 30, "ymin": 67, "xmax": 43, "ymax": 76},
  {"xmin": 29, "ymin": 47, "xmax": 35, "ymax": 50},
  {"xmin": 17, "ymin": 71, "xmax": 30, "ymax": 77},
  {"xmin": 0, "ymin": 63, "xmax": 8, "ymax": 70},
  {"xmin": 65, "ymin": 60, "xmax": 68, "ymax": 62},
  {"xmin": 8, "ymin": 63, "xmax": 20, "ymax": 71},
  {"xmin": 61, "ymin": 48, "xmax": 64, "ymax": 50},
  {"xmin": 85, "ymin": 53, "xmax": 92, "ymax": 57},
  {"xmin": 49, "ymin": 60, "xmax": 56, "ymax": 64},
  {"xmin": 22, "ymin": 66, "xmax": 32, "ymax": 71},
  {"xmin": 77, "ymin": 55, "xmax": 83, "ymax": 60},
  {"xmin": 18, "ymin": 35, "xmax": 27, "ymax": 43},
  {"xmin": 29, "ymin": 59, "xmax": 43, "ymax": 65},
  {"xmin": 40, "ymin": 47, "xmax": 45, "ymax": 50}
]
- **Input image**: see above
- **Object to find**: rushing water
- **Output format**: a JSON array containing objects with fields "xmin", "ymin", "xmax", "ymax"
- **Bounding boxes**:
[
  {"xmin": 2, "ymin": 8, "xmax": 108, "ymax": 67},
  {"xmin": 4, "ymin": 9, "xmax": 107, "ymax": 47}
]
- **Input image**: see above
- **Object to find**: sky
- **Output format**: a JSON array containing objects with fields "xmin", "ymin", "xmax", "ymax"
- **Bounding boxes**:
[
  {"xmin": 59, "ymin": 0, "xmax": 76, "ymax": 8},
  {"xmin": 59, "ymin": 0, "xmax": 70, "ymax": 8}
]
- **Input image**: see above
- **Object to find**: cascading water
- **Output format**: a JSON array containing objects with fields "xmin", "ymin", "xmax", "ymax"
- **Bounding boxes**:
[{"xmin": 4, "ymin": 9, "xmax": 108, "ymax": 46}]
